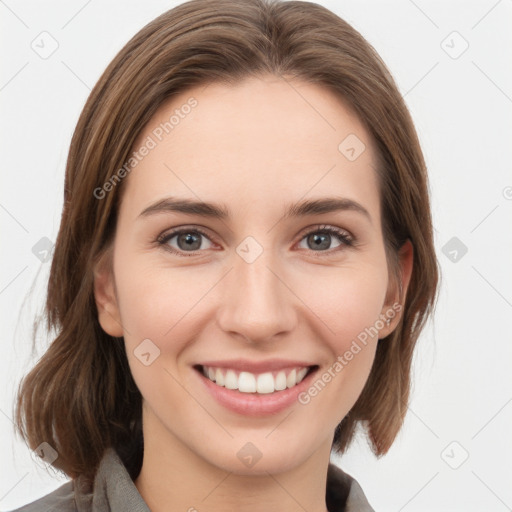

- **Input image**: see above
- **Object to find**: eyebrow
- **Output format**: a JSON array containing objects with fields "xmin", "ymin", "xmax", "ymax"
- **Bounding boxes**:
[{"xmin": 138, "ymin": 196, "xmax": 372, "ymax": 224}]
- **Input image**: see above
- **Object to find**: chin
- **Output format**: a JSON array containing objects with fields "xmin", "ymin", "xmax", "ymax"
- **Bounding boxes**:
[{"xmin": 197, "ymin": 434, "xmax": 321, "ymax": 477}]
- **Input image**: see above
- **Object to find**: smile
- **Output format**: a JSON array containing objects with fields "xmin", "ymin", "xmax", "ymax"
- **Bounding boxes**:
[{"xmin": 193, "ymin": 361, "xmax": 320, "ymax": 416}]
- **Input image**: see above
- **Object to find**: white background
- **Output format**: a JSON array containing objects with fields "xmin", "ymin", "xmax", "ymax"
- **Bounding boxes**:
[{"xmin": 1, "ymin": 0, "xmax": 511, "ymax": 510}]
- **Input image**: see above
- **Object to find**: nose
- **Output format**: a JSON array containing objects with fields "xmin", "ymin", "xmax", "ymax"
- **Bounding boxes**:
[{"xmin": 216, "ymin": 247, "xmax": 297, "ymax": 344}]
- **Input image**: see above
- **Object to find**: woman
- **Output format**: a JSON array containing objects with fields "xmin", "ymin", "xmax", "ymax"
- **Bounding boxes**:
[{"xmin": 12, "ymin": 0, "xmax": 439, "ymax": 510}]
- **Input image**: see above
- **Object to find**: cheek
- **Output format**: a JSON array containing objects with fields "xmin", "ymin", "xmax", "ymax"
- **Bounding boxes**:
[
  {"xmin": 296, "ymin": 279, "xmax": 383, "ymax": 422},
  {"xmin": 113, "ymin": 257, "xmax": 208, "ymax": 405},
  {"xmin": 114, "ymin": 253, "xmax": 211, "ymax": 346},
  {"xmin": 295, "ymin": 263, "xmax": 388, "ymax": 350},
  {"xmin": 292, "ymin": 266, "xmax": 386, "ymax": 410}
]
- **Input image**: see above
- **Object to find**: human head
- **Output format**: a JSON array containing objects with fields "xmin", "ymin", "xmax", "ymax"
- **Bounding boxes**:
[{"xmin": 15, "ymin": 0, "xmax": 439, "ymax": 483}]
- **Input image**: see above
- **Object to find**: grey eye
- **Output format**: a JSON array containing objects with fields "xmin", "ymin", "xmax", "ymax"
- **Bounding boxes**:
[
  {"xmin": 298, "ymin": 231, "xmax": 345, "ymax": 251},
  {"xmin": 164, "ymin": 230, "xmax": 213, "ymax": 252}
]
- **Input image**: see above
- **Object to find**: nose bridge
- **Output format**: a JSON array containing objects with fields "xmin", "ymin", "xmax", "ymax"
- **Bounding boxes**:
[{"xmin": 217, "ymin": 243, "xmax": 296, "ymax": 342}]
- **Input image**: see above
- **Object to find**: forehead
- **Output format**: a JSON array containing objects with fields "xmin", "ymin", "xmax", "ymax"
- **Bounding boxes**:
[{"xmin": 120, "ymin": 75, "xmax": 380, "ymax": 225}]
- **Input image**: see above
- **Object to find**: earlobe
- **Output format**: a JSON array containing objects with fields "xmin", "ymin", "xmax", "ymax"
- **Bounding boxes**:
[
  {"xmin": 379, "ymin": 239, "xmax": 414, "ymax": 338},
  {"xmin": 93, "ymin": 249, "xmax": 124, "ymax": 337}
]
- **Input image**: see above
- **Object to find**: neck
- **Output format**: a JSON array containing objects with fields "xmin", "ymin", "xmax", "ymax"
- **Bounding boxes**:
[{"xmin": 134, "ymin": 409, "xmax": 332, "ymax": 512}]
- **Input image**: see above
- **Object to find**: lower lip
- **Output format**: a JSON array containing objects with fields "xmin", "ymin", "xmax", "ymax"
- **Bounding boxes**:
[{"xmin": 194, "ymin": 366, "xmax": 318, "ymax": 416}]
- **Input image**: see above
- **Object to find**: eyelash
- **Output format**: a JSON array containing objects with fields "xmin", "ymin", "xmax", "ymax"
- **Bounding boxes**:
[{"xmin": 156, "ymin": 224, "xmax": 355, "ymax": 258}]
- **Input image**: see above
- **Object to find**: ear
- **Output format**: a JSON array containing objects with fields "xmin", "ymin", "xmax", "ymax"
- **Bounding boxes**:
[
  {"xmin": 93, "ymin": 247, "xmax": 124, "ymax": 337},
  {"xmin": 378, "ymin": 239, "xmax": 414, "ymax": 338}
]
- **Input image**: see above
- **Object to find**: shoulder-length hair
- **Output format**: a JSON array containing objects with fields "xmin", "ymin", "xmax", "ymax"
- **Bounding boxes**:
[{"xmin": 15, "ymin": 0, "xmax": 439, "ymax": 484}]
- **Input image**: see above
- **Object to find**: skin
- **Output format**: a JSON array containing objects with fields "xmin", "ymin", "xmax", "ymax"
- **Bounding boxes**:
[{"xmin": 94, "ymin": 74, "xmax": 413, "ymax": 512}]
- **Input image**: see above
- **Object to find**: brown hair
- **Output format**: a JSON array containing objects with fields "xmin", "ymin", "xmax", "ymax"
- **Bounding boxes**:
[{"xmin": 14, "ymin": 0, "xmax": 439, "ymax": 484}]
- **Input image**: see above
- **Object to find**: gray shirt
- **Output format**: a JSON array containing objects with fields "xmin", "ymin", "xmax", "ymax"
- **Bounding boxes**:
[{"xmin": 8, "ymin": 448, "xmax": 375, "ymax": 511}]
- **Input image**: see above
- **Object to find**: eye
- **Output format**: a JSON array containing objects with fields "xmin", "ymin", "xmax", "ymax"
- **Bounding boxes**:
[
  {"xmin": 296, "ymin": 224, "xmax": 354, "ymax": 254},
  {"xmin": 157, "ymin": 227, "xmax": 215, "ymax": 257}
]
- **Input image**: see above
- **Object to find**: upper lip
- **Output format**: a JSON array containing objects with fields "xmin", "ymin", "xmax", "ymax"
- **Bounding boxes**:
[{"xmin": 195, "ymin": 359, "xmax": 318, "ymax": 373}]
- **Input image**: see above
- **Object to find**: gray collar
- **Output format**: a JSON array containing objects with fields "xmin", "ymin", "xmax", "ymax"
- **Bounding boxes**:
[{"xmin": 74, "ymin": 448, "xmax": 150, "ymax": 512}]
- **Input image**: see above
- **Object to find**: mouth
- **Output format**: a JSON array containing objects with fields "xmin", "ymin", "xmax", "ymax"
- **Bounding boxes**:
[
  {"xmin": 193, "ymin": 361, "xmax": 321, "ymax": 416},
  {"xmin": 193, "ymin": 364, "xmax": 319, "ymax": 395}
]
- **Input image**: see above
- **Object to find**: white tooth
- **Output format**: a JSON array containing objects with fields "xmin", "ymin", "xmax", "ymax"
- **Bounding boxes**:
[
  {"xmin": 224, "ymin": 370, "xmax": 238, "ymax": 389},
  {"xmin": 275, "ymin": 371, "xmax": 287, "ymax": 390},
  {"xmin": 256, "ymin": 372, "xmax": 275, "ymax": 394},
  {"xmin": 238, "ymin": 371, "xmax": 256, "ymax": 393},
  {"xmin": 206, "ymin": 366, "xmax": 307, "ymax": 393},
  {"xmin": 215, "ymin": 368, "xmax": 225, "ymax": 386},
  {"xmin": 296, "ymin": 367, "xmax": 308, "ymax": 383},
  {"xmin": 286, "ymin": 369, "xmax": 297, "ymax": 388}
]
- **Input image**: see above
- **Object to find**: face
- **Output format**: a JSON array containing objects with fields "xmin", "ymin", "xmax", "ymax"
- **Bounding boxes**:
[{"xmin": 94, "ymin": 74, "xmax": 410, "ymax": 476}]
